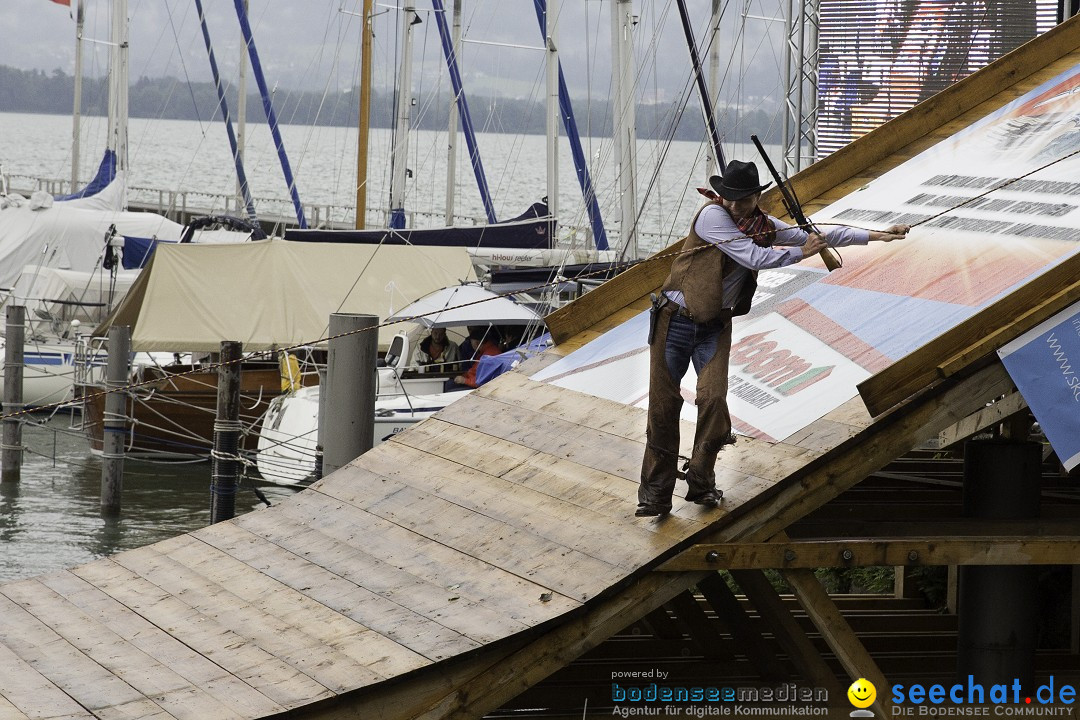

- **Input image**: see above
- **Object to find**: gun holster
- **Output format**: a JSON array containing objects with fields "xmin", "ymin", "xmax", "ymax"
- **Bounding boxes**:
[{"xmin": 648, "ymin": 293, "xmax": 669, "ymax": 345}]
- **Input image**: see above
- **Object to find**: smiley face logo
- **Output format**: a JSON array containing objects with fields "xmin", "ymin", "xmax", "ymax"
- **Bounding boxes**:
[{"xmin": 847, "ymin": 678, "xmax": 876, "ymax": 709}]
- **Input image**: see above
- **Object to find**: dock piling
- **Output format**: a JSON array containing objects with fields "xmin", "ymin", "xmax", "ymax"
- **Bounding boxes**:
[
  {"xmin": 210, "ymin": 340, "xmax": 243, "ymax": 523},
  {"xmin": 2, "ymin": 305, "xmax": 25, "ymax": 483},
  {"xmin": 322, "ymin": 313, "xmax": 378, "ymax": 476},
  {"xmin": 100, "ymin": 324, "xmax": 130, "ymax": 516}
]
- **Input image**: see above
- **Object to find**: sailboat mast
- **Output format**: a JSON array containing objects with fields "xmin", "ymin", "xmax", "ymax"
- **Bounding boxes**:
[
  {"xmin": 71, "ymin": 0, "xmax": 84, "ymax": 191},
  {"xmin": 389, "ymin": 6, "xmax": 419, "ymax": 230},
  {"xmin": 707, "ymin": 0, "xmax": 721, "ymax": 178},
  {"xmin": 545, "ymin": 0, "xmax": 560, "ymax": 226},
  {"xmin": 610, "ymin": 0, "xmax": 638, "ymax": 258},
  {"xmin": 108, "ymin": 0, "xmax": 129, "ymax": 175},
  {"xmin": 236, "ymin": 0, "xmax": 248, "ymax": 211},
  {"xmin": 444, "ymin": 0, "xmax": 461, "ymax": 225},
  {"xmin": 355, "ymin": 0, "xmax": 374, "ymax": 229}
]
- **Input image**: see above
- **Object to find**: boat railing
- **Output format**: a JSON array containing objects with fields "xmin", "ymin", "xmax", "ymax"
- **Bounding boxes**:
[{"xmin": 3, "ymin": 171, "xmax": 676, "ymax": 251}]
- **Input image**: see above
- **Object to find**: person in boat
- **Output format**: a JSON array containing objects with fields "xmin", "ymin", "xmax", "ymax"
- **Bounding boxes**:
[
  {"xmin": 636, "ymin": 159, "xmax": 910, "ymax": 518},
  {"xmin": 448, "ymin": 326, "xmax": 502, "ymax": 390},
  {"xmin": 413, "ymin": 326, "xmax": 460, "ymax": 373}
]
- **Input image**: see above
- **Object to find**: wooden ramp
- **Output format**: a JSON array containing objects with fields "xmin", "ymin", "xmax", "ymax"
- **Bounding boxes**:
[{"xmin": 0, "ymin": 346, "xmax": 1023, "ymax": 719}]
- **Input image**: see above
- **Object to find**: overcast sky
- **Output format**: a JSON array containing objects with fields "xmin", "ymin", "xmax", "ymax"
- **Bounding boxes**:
[{"xmin": 3, "ymin": 0, "xmax": 786, "ymax": 106}]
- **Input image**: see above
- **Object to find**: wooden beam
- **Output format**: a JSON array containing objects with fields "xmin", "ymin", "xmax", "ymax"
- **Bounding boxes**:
[
  {"xmin": 858, "ymin": 255, "xmax": 1080, "ymax": 417},
  {"xmin": 924, "ymin": 390, "xmax": 1027, "ymax": 450},
  {"xmin": 669, "ymin": 590, "xmax": 726, "ymax": 660},
  {"xmin": 729, "ymin": 570, "xmax": 846, "ymax": 700},
  {"xmin": 697, "ymin": 574, "xmax": 787, "ymax": 680},
  {"xmin": 783, "ymin": 568, "xmax": 891, "ymax": 718},
  {"xmin": 544, "ymin": 252, "xmax": 672, "ymax": 345},
  {"xmin": 658, "ymin": 537, "xmax": 1080, "ymax": 571},
  {"xmin": 414, "ymin": 570, "xmax": 710, "ymax": 719}
]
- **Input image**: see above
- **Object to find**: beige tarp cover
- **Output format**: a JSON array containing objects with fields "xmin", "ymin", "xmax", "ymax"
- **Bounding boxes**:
[{"xmin": 94, "ymin": 239, "xmax": 476, "ymax": 351}]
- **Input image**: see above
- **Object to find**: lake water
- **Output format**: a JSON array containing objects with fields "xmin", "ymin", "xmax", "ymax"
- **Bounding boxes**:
[
  {"xmin": 0, "ymin": 109, "xmax": 776, "ymax": 582},
  {"xmin": 0, "ymin": 110, "xmax": 779, "ymax": 254}
]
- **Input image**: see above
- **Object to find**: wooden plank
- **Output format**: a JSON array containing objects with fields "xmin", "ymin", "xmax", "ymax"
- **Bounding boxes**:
[
  {"xmin": 545, "ymin": 249, "xmax": 674, "ymax": 345},
  {"xmin": 547, "ymin": 301, "xmax": 651, "ymax": 357},
  {"xmin": 389, "ymin": 419, "xmax": 702, "ymax": 540},
  {"xmin": 71, "ymin": 558, "xmax": 335, "ymax": 710},
  {"xmin": 479, "ymin": 372, "xmax": 818, "ymax": 481},
  {"xmin": 0, "ymin": 637, "xmax": 91, "ymax": 720},
  {"xmin": 0, "ymin": 592, "xmax": 171, "ymax": 719},
  {"xmin": 234, "ymin": 490, "xmax": 576, "ymax": 632},
  {"xmin": 194, "ymin": 521, "xmax": 480, "ymax": 662},
  {"xmin": 159, "ymin": 530, "xmax": 432, "ymax": 681},
  {"xmin": 366, "ymin": 441, "xmax": 671, "ymax": 569},
  {"xmin": 1, "ymin": 578, "xmax": 246, "ymax": 720},
  {"xmin": 433, "ymin": 388, "xmax": 794, "ymax": 520},
  {"xmin": 783, "ymin": 568, "xmax": 890, "ymax": 717},
  {"xmin": 318, "ymin": 458, "xmax": 626, "ymax": 602},
  {"xmin": 730, "ymin": 570, "xmax": 846, "ymax": 699},
  {"xmin": 858, "ymin": 253, "xmax": 1080, "ymax": 417},
  {"xmin": 34, "ymin": 570, "xmax": 284, "ymax": 718},
  {"xmin": 413, "ymin": 570, "xmax": 710, "ymax": 719},
  {"xmin": 929, "ymin": 390, "xmax": 1028, "ymax": 449},
  {"xmin": 109, "ymin": 538, "xmax": 385, "ymax": 696},
  {"xmin": 659, "ymin": 537, "xmax": 1080, "ymax": 571}
]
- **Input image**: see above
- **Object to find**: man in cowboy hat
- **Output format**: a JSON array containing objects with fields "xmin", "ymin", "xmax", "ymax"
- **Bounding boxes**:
[{"xmin": 636, "ymin": 159, "xmax": 909, "ymax": 517}]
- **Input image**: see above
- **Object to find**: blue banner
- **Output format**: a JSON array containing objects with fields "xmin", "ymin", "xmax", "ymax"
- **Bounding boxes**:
[{"xmin": 998, "ymin": 300, "xmax": 1080, "ymax": 472}]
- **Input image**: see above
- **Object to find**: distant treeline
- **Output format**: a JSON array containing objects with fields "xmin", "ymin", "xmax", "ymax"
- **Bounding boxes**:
[{"xmin": 0, "ymin": 65, "xmax": 777, "ymax": 142}]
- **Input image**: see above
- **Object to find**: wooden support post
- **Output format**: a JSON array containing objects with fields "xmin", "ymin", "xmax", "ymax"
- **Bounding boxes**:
[
  {"xmin": 698, "ymin": 573, "xmax": 787, "ymax": 680},
  {"xmin": 668, "ymin": 590, "xmax": 724, "ymax": 660},
  {"xmin": 958, "ymin": 439, "xmax": 1041, "ymax": 689},
  {"xmin": 731, "ymin": 570, "xmax": 845, "ymax": 700},
  {"xmin": 783, "ymin": 568, "xmax": 890, "ymax": 717},
  {"xmin": 210, "ymin": 340, "xmax": 243, "ymax": 524},
  {"xmin": 100, "ymin": 324, "xmax": 130, "ymax": 516},
  {"xmin": 2, "ymin": 305, "xmax": 25, "ymax": 483},
  {"xmin": 643, "ymin": 605, "xmax": 684, "ymax": 641},
  {"xmin": 323, "ymin": 313, "xmax": 378, "ymax": 476}
]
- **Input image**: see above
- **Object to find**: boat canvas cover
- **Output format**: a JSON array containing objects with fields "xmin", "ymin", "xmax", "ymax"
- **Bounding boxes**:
[{"xmin": 94, "ymin": 239, "xmax": 476, "ymax": 351}]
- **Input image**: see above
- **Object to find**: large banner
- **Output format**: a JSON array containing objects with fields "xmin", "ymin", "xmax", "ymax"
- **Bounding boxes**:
[
  {"xmin": 536, "ymin": 63, "xmax": 1080, "ymax": 443},
  {"xmin": 998, "ymin": 301, "xmax": 1080, "ymax": 472}
]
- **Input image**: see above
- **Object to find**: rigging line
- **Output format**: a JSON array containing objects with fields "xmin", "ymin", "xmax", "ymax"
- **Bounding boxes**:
[{"xmin": 28, "ymin": 150, "xmax": 1080, "ymax": 424}]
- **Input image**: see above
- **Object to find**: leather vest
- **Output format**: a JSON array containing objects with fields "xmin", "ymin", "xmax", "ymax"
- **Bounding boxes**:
[{"xmin": 661, "ymin": 204, "xmax": 773, "ymax": 322}]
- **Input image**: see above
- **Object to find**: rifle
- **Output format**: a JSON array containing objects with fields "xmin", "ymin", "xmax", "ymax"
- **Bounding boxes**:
[{"xmin": 750, "ymin": 134, "xmax": 841, "ymax": 272}]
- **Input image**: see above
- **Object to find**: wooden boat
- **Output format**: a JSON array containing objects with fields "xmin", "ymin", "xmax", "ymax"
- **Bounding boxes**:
[{"xmin": 79, "ymin": 360, "xmax": 307, "ymax": 460}]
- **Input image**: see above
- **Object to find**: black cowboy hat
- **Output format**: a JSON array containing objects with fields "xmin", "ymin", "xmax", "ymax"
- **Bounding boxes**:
[{"xmin": 708, "ymin": 160, "xmax": 772, "ymax": 201}]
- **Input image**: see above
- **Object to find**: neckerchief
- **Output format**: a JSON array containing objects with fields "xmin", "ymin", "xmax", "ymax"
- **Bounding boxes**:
[{"xmin": 735, "ymin": 207, "xmax": 775, "ymax": 247}]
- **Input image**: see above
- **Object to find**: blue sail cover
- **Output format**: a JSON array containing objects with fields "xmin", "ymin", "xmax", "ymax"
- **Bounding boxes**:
[
  {"xmin": 121, "ymin": 236, "xmax": 163, "ymax": 269},
  {"xmin": 54, "ymin": 150, "xmax": 117, "ymax": 201},
  {"xmin": 284, "ymin": 201, "xmax": 554, "ymax": 249}
]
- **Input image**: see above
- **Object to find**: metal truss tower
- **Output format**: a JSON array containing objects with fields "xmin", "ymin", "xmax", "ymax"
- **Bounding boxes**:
[{"xmin": 781, "ymin": 0, "xmax": 819, "ymax": 175}]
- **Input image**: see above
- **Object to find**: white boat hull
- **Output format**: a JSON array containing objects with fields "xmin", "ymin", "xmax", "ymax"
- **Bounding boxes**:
[{"xmin": 256, "ymin": 385, "xmax": 472, "ymax": 486}]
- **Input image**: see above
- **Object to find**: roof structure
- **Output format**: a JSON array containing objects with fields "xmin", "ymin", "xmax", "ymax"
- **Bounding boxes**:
[{"xmin": 2, "ymin": 14, "xmax": 1080, "ymax": 720}]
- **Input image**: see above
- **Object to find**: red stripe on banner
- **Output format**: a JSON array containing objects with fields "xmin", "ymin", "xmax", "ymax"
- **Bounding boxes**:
[
  {"xmin": 776, "ymin": 298, "xmax": 893, "ymax": 374},
  {"xmin": 815, "ymin": 235, "xmax": 1072, "ymax": 306},
  {"xmin": 49, "ymin": 0, "xmax": 72, "ymax": 6}
]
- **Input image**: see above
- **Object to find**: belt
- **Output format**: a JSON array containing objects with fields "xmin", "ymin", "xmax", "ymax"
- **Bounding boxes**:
[{"xmin": 667, "ymin": 303, "xmax": 732, "ymax": 325}]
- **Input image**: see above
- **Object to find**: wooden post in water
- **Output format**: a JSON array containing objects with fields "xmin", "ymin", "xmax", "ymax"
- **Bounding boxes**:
[
  {"xmin": 322, "ymin": 313, "xmax": 377, "ymax": 476},
  {"xmin": 210, "ymin": 340, "xmax": 243, "ymax": 524},
  {"xmin": 100, "ymin": 324, "xmax": 130, "ymax": 516},
  {"xmin": 2, "ymin": 305, "xmax": 25, "ymax": 483}
]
